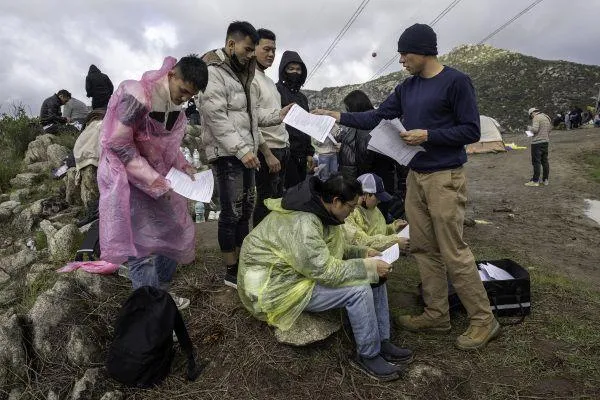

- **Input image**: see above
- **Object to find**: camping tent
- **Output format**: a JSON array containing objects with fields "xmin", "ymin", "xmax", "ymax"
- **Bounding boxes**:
[{"xmin": 466, "ymin": 115, "xmax": 506, "ymax": 154}]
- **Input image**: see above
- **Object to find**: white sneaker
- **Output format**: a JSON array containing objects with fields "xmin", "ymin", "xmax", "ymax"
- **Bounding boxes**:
[
  {"xmin": 524, "ymin": 180, "xmax": 539, "ymax": 187},
  {"xmin": 169, "ymin": 292, "xmax": 190, "ymax": 310},
  {"xmin": 542, "ymin": 179, "xmax": 549, "ymax": 186}
]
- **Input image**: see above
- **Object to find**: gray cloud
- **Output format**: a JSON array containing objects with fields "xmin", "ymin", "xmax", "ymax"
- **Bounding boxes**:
[{"xmin": 1, "ymin": 0, "xmax": 598, "ymax": 115}]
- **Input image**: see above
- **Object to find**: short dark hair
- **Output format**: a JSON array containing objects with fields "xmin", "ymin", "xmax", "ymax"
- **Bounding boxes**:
[
  {"xmin": 226, "ymin": 21, "xmax": 259, "ymax": 44},
  {"xmin": 57, "ymin": 89, "xmax": 71, "ymax": 98},
  {"xmin": 343, "ymin": 90, "xmax": 374, "ymax": 113},
  {"xmin": 174, "ymin": 54, "xmax": 209, "ymax": 92},
  {"xmin": 258, "ymin": 28, "xmax": 276, "ymax": 42},
  {"xmin": 315, "ymin": 174, "xmax": 363, "ymax": 203}
]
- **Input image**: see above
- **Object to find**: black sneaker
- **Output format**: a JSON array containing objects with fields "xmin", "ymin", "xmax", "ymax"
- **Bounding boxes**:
[
  {"xmin": 349, "ymin": 354, "xmax": 400, "ymax": 382},
  {"xmin": 380, "ymin": 340, "xmax": 414, "ymax": 365},
  {"xmin": 224, "ymin": 265, "xmax": 238, "ymax": 289}
]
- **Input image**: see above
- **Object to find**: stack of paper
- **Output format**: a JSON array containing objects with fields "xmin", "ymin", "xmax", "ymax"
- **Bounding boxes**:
[
  {"xmin": 477, "ymin": 262, "xmax": 514, "ymax": 281},
  {"xmin": 373, "ymin": 243, "xmax": 400, "ymax": 264},
  {"xmin": 397, "ymin": 225, "xmax": 410, "ymax": 239},
  {"xmin": 367, "ymin": 119, "xmax": 424, "ymax": 166},
  {"xmin": 282, "ymin": 104, "xmax": 336, "ymax": 143},
  {"xmin": 166, "ymin": 168, "xmax": 214, "ymax": 202}
]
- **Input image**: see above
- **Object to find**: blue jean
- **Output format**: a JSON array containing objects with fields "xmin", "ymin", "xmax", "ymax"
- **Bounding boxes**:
[
  {"xmin": 317, "ymin": 153, "xmax": 338, "ymax": 180},
  {"xmin": 214, "ymin": 156, "xmax": 256, "ymax": 252},
  {"xmin": 128, "ymin": 254, "xmax": 177, "ymax": 290},
  {"xmin": 305, "ymin": 283, "xmax": 390, "ymax": 358}
]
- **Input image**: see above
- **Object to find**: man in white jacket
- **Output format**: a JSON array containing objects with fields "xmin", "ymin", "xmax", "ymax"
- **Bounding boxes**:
[{"xmin": 200, "ymin": 21, "xmax": 289, "ymax": 288}]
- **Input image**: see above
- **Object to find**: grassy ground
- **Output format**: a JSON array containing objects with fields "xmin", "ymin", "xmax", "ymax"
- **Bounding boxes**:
[{"xmin": 582, "ymin": 151, "xmax": 600, "ymax": 183}]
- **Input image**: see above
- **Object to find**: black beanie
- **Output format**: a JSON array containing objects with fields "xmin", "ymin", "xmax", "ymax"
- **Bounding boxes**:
[{"xmin": 397, "ymin": 23, "xmax": 438, "ymax": 55}]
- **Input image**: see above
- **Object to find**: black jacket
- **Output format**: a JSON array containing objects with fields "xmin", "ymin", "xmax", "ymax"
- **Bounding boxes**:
[
  {"xmin": 281, "ymin": 176, "xmax": 341, "ymax": 226},
  {"xmin": 86, "ymin": 65, "xmax": 114, "ymax": 109},
  {"xmin": 276, "ymin": 51, "xmax": 314, "ymax": 157},
  {"xmin": 39, "ymin": 94, "xmax": 66, "ymax": 125}
]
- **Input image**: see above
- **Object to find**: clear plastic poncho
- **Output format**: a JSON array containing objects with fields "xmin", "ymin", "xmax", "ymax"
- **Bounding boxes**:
[
  {"xmin": 344, "ymin": 206, "xmax": 398, "ymax": 251},
  {"xmin": 238, "ymin": 199, "xmax": 379, "ymax": 331},
  {"xmin": 98, "ymin": 57, "xmax": 195, "ymax": 265}
]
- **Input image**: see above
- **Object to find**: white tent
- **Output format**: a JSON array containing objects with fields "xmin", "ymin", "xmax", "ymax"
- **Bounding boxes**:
[{"xmin": 466, "ymin": 115, "xmax": 506, "ymax": 154}]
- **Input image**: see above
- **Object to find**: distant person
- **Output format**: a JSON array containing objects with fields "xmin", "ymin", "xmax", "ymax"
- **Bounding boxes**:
[
  {"xmin": 238, "ymin": 174, "xmax": 412, "ymax": 381},
  {"xmin": 569, "ymin": 107, "xmax": 582, "ymax": 128},
  {"xmin": 525, "ymin": 108, "xmax": 551, "ymax": 187},
  {"xmin": 86, "ymin": 64, "xmax": 114, "ymax": 110},
  {"xmin": 185, "ymin": 96, "xmax": 201, "ymax": 125},
  {"xmin": 314, "ymin": 23, "xmax": 500, "ymax": 351},
  {"xmin": 594, "ymin": 113, "xmax": 600, "ymax": 127},
  {"xmin": 98, "ymin": 55, "xmax": 208, "ymax": 307},
  {"xmin": 40, "ymin": 89, "xmax": 69, "ymax": 132},
  {"xmin": 62, "ymin": 91, "xmax": 90, "ymax": 125},
  {"xmin": 200, "ymin": 21, "xmax": 287, "ymax": 288},
  {"xmin": 277, "ymin": 50, "xmax": 314, "ymax": 188}
]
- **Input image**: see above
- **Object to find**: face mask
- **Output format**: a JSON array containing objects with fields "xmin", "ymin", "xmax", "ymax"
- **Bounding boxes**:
[{"xmin": 284, "ymin": 72, "xmax": 303, "ymax": 88}]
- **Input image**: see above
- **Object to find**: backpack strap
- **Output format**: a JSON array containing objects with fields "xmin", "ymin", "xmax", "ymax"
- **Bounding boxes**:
[{"xmin": 173, "ymin": 309, "xmax": 204, "ymax": 381}]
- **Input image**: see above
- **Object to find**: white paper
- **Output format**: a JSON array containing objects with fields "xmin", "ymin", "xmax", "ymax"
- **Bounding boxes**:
[
  {"xmin": 166, "ymin": 168, "xmax": 214, "ymax": 202},
  {"xmin": 525, "ymin": 130, "xmax": 534, "ymax": 137},
  {"xmin": 367, "ymin": 119, "xmax": 424, "ymax": 166},
  {"xmin": 478, "ymin": 262, "xmax": 514, "ymax": 280},
  {"xmin": 479, "ymin": 269, "xmax": 492, "ymax": 281},
  {"xmin": 373, "ymin": 243, "xmax": 400, "ymax": 264},
  {"xmin": 283, "ymin": 104, "xmax": 336, "ymax": 143},
  {"xmin": 397, "ymin": 225, "xmax": 410, "ymax": 239}
]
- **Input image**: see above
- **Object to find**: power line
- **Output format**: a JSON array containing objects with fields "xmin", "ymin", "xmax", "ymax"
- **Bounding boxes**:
[
  {"xmin": 366, "ymin": 0, "xmax": 462, "ymax": 82},
  {"xmin": 305, "ymin": 0, "xmax": 370, "ymax": 85},
  {"xmin": 477, "ymin": 0, "xmax": 544, "ymax": 44}
]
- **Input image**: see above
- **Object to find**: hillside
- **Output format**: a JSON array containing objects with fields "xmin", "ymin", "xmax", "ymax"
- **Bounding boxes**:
[{"xmin": 304, "ymin": 44, "xmax": 600, "ymax": 131}]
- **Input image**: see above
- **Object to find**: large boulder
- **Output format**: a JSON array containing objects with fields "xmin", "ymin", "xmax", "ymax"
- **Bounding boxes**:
[
  {"xmin": 48, "ymin": 224, "xmax": 82, "ymax": 262},
  {"xmin": 0, "ymin": 249, "xmax": 37, "ymax": 277},
  {"xmin": 9, "ymin": 173, "xmax": 45, "ymax": 189},
  {"xmin": 0, "ymin": 200, "xmax": 22, "ymax": 222},
  {"xmin": 12, "ymin": 199, "xmax": 44, "ymax": 233},
  {"xmin": 0, "ymin": 310, "xmax": 28, "ymax": 390},
  {"xmin": 46, "ymin": 144, "xmax": 70, "ymax": 168},
  {"xmin": 66, "ymin": 326, "xmax": 102, "ymax": 366},
  {"xmin": 23, "ymin": 134, "xmax": 56, "ymax": 164},
  {"xmin": 24, "ymin": 161, "xmax": 53, "ymax": 174},
  {"xmin": 9, "ymin": 188, "xmax": 32, "ymax": 202},
  {"xmin": 274, "ymin": 312, "xmax": 341, "ymax": 346}
]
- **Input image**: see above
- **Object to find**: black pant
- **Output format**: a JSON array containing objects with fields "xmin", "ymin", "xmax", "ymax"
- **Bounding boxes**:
[
  {"xmin": 253, "ymin": 148, "xmax": 290, "ymax": 226},
  {"xmin": 531, "ymin": 142, "xmax": 549, "ymax": 182},
  {"xmin": 285, "ymin": 154, "xmax": 308, "ymax": 189}
]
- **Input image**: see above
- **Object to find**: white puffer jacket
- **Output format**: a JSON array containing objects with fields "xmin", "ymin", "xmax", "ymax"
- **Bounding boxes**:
[{"xmin": 200, "ymin": 48, "xmax": 265, "ymax": 162}]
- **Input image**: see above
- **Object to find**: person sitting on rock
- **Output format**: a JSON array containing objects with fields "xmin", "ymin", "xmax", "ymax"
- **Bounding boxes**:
[
  {"xmin": 40, "ymin": 89, "xmax": 69, "ymax": 132},
  {"xmin": 237, "ymin": 174, "xmax": 413, "ymax": 382},
  {"xmin": 344, "ymin": 173, "xmax": 410, "ymax": 252}
]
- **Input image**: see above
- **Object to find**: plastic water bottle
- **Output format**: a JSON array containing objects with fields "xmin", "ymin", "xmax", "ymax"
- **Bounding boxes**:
[
  {"xmin": 195, "ymin": 202, "xmax": 205, "ymax": 223},
  {"xmin": 183, "ymin": 148, "xmax": 192, "ymax": 164},
  {"xmin": 192, "ymin": 149, "xmax": 200, "ymax": 168}
]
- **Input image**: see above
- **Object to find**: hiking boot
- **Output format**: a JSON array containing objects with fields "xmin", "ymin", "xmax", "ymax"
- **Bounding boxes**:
[
  {"xmin": 169, "ymin": 292, "xmax": 190, "ymax": 310},
  {"xmin": 455, "ymin": 318, "xmax": 501, "ymax": 351},
  {"xmin": 349, "ymin": 354, "xmax": 400, "ymax": 382},
  {"xmin": 524, "ymin": 180, "xmax": 539, "ymax": 187},
  {"xmin": 542, "ymin": 179, "xmax": 549, "ymax": 186},
  {"xmin": 380, "ymin": 340, "xmax": 414, "ymax": 365},
  {"xmin": 224, "ymin": 265, "xmax": 238, "ymax": 289},
  {"xmin": 396, "ymin": 314, "xmax": 451, "ymax": 333}
]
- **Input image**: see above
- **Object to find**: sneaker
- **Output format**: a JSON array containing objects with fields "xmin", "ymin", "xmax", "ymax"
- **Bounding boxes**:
[
  {"xmin": 349, "ymin": 354, "xmax": 400, "ymax": 382},
  {"xmin": 208, "ymin": 211, "xmax": 217, "ymax": 221},
  {"xmin": 169, "ymin": 292, "xmax": 190, "ymax": 310},
  {"xmin": 380, "ymin": 340, "xmax": 414, "ymax": 365},
  {"xmin": 224, "ymin": 265, "xmax": 238, "ymax": 289},
  {"xmin": 524, "ymin": 180, "xmax": 539, "ymax": 187},
  {"xmin": 542, "ymin": 179, "xmax": 549, "ymax": 186},
  {"xmin": 396, "ymin": 314, "xmax": 451, "ymax": 333},
  {"xmin": 455, "ymin": 318, "xmax": 501, "ymax": 351}
]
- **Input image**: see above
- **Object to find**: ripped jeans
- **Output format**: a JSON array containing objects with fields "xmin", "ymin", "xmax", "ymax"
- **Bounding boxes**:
[{"xmin": 214, "ymin": 156, "xmax": 256, "ymax": 252}]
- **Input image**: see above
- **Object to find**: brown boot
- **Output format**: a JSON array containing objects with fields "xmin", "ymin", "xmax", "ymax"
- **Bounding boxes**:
[
  {"xmin": 455, "ymin": 319, "xmax": 500, "ymax": 350},
  {"xmin": 396, "ymin": 314, "xmax": 451, "ymax": 333}
]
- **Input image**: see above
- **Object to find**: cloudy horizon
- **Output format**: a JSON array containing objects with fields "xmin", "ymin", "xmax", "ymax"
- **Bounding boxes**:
[{"xmin": 1, "ymin": 0, "xmax": 598, "ymax": 116}]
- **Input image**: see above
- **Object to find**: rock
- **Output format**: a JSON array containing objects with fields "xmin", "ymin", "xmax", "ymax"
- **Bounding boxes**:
[
  {"xmin": 0, "ymin": 200, "xmax": 23, "ymax": 222},
  {"xmin": 0, "ymin": 270, "xmax": 9, "ymax": 284},
  {"xmin": 0, "ymin": 287, "xmax": 18, "ymax": 307},
  {"xmin": 66, "ymin": 326, "xmax": 102, "ymax": 366},
  {"xmin": 39, "ymin": 219, "xmax": 57, "ymax": 239},
  {"xmin": 0, "ymin": 194, "xmax": 9, "ymax": 202},
  {"xmin": 0, "ymin": 249, "xmax": 37, "ymax": 276},
  {"xmin": 73, "ymin": 269, "xmax": 113, "ymax": 299},
  {"xmin": 46, "ymin": 144, "xmax": 70, "ymax": 168},
  {"xmin": 274, "ymin": 312, "xmax": 341, "ymax": 346},
  {"xmin": 8, "ymin": 388, "xmax": 24, "ymax": 400},
  {"xmin": 407, "ymin": 363, "xmax": 444, "ymax": 382},
  {"xmin": 0, "ymin": 311, "xmax": 28, "ymax": 390},
  {"xmin": 9, "ymin": 173, "xmax": 45, "ymax": 188},
  {"xmin": 47, "ymin": 391, "xmax": 60, "ymax": 400},
  {"xmin": 100, "ymin": 391, "xmax": 124, "ymax": 400},
  {"xmin": 9, "ymin": 188, "xmax": 32, "ymax": 202},
  {"xmin": 24, "ymin": 161, "xmax": 53, "ymax": 174},
  {"xmin": 12, "ymin": 199, "xmax": 45, "ymax": 232},
  {"xmin": 70, "ymin": 368, "xmax": 100, "ymax": 400},
  {"xmin": 26, "ymin": 263, "xmax": 55, "ymax": 286},
  {"xmin": 24, "ymin": 134, "xmax": 56, "ymax": 164},
  {"xmin": 48, "ymin": 224, "xmax": 82, "ymax": 262}
]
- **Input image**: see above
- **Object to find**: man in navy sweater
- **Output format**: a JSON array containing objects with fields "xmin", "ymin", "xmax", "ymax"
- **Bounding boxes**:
[{"xmin": 314, "ymin": 23, "xmax": 499, "ymax": 351}]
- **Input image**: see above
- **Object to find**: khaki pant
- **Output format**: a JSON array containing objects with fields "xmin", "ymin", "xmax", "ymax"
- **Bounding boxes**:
[{"xmin": 406, "ymin": 167, "xmax": 493, "ymax": 326}]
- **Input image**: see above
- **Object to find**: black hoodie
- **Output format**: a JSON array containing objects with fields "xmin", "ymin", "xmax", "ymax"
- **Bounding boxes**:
[
  {"xmin": 281, "ymin": 177, "xmax": 342, "ymax": 226},
  {"xmin": 86, "ymin": 64, "xmax": 114, "ymax": 109},
  {"xmin": 276, "ymin": 51, "xmax": 314, "ymax": 157}
]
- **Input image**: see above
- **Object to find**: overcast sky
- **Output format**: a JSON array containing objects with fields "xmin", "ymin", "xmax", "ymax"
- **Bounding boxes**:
[{"xmin": 1, "ymin": 0, "xmax": 598, "ymax": 116}]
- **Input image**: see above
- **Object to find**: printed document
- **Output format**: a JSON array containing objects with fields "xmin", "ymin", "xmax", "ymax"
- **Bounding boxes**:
[
  {"xmin": 397, "ymin": 225, "xmax": 410, "ymax": 239},
  {"xmin": 367, "ymin": 119, "xmax": 424, "ymax": 166},
  {"xmin": 374, "ymin": 243, "xmax": 400, "ymax": 264},
  {"xmin": 477, "ymin": 262, "xmax": 514, "ymax": 280},
  {"xmin": 166, "ymin": 168, "xmax": 214, "ymax": 202},
  {"xmin": 283, "ymin": 104, "xmax": 336, "ymax": 143}
]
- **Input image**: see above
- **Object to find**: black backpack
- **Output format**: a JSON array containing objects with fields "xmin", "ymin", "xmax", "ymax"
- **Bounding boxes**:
[{"xmin": 106, "ymin": 287, "xmax": 203, "ymax": 388}]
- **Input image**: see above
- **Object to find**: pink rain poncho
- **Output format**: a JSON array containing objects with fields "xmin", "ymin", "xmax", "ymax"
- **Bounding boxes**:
[{"xmin": 97, "ymin": 57, "xmax": 195, "ymax": 265}]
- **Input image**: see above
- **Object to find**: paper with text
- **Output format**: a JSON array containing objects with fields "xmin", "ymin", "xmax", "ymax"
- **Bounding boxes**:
[
  {"xmin": 397, "ymin": 225, "xmax": 410, "ymax": 239},
  {"xmin": 367, "ymin": 119, "xmax": 424, "ymax": 166},
  {"xmin": 283, "ymin": 104, "xmax": 336, "ymax": 143},
  {"xmin": 166, "ymin": 168, "xmax": 214, "ymax": 202},
  {"xmin": 374, "ymin": 243, "xmax": 400, "ymax": 264}
]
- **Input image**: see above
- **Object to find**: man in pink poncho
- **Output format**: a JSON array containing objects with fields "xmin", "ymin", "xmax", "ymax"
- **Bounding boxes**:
[{"xmin": 98, "ymin": 55, "xmax": 208, "ymax": 299}]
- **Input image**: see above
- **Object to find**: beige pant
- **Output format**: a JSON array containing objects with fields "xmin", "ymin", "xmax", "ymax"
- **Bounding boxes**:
[{"xmin": 406, "ymin": 167, "xmax": 493, "ymax": 326}]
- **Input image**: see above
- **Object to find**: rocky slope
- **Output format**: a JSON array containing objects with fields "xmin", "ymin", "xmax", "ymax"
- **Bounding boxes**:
[{"xmin": 304, "ymin": 44, "xmax": 600, "ymax": 131}]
